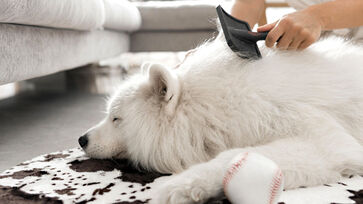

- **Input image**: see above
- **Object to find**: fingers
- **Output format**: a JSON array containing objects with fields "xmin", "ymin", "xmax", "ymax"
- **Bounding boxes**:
[
  {"xmin": 287, "ymin": 38, "xmax": 304, "ymax": 51},
  {"xmin": 298, "ymin": 38, "xmax": 314, "ymax": 50},
  {"xmin": 257, "ymin": 21, "xmax": 277, "ymax": 32},
  {"xmin": 276, "ymin": 26, "xmax": 297, "ymax": 50},
  {"xmin": 263, "ymin": 16, "xmax": 317, "ymax": 50},
  {"xmin": 265, "ymin": 20, "xmax": 285, "ymax": 48},
  {"xmin": 289, "ymin": 30, "xmax": 311, "ymax": 50},
  {"xmin": 298, "ymin": 29, "xmax": 315, "ymax": 50}
]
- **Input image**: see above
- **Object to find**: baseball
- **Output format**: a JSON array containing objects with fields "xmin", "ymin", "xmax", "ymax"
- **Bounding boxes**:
[{"xmin": 223, "ymin": 152, "xmax": 284, "ymax": 204}]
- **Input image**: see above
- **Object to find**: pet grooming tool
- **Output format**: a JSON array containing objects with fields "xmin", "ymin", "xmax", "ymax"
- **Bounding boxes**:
[{"xmin": 216, "ymin": 5, "xmax": 268, "ymax": 59}]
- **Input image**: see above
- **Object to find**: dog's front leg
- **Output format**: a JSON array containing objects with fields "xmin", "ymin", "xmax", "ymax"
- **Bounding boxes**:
[
  {"xmin": 150, "ymin": 148, "xmax": 245, "ymax": 204},
  {"xmin": 150, "ymin": 131, "xmax": 362, "ymax": 204}
]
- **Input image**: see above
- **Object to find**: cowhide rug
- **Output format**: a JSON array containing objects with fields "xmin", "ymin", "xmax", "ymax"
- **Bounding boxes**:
[{"xmin": 0, "ymin": 148, "xmax": 362, "ymax": 204}]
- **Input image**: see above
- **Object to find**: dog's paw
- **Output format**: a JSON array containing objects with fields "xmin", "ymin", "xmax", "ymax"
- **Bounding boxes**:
[{"xmin": 150, "ymin": 175, "xmax": 211, "ymax": 204}]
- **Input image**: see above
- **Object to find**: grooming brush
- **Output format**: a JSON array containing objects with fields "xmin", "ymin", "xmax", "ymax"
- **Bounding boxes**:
[{"xmin": 217, "ymin": 5, "xmax": 269, "ymax": 59}]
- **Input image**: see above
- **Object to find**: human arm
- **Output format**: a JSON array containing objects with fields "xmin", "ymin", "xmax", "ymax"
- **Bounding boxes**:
[
  {"xmin": 231, "ymin": 0, "xmax": 266, "ymax": 29},
  {"xmin": 258, "ymin": 0, "xmax": 363, "ymax": 50}
]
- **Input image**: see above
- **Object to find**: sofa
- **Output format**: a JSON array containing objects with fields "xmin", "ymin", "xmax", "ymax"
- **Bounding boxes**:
[
  {"xmin": 130, "ymin": 1, "xmax": 218, "ymax": 51},
  {"xmin": 0, "ymin": 0, "xmax": 218, "ymax": 85}
]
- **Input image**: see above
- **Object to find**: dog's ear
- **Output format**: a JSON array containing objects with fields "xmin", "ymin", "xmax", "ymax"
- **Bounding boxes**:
[
  {"xmin": 141, "ymin": 62, "xmax": 152, "ymax": 75},
  {"xmin": 148, "ymin": 63, "xmax": 181, "ymax": 116}
]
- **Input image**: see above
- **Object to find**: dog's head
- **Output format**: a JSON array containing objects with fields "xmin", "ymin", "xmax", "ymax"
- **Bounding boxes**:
[{"xmin": 79, "ymin": 62, "xmax": 190, "ymax": 173}]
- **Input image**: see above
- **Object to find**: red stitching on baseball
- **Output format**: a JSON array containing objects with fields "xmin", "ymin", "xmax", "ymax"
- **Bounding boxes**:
[
  {"xmin": 223, "ymin": 152, "xmax": 249, "ymax": 192},
  {"xmin": 269, "ymin": 168, "xmax": 283, "ymax": 204}
]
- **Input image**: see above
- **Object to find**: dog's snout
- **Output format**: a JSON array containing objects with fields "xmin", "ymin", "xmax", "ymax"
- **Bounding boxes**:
[{"xmin": 78, "ymin": 134, "xmax": 88, "ymax": 148}]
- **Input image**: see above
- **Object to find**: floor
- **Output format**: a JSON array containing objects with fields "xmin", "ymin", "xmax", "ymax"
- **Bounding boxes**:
[{"xmin": 0, "ymin": 90, "xmax": 105, "ymax": 172}]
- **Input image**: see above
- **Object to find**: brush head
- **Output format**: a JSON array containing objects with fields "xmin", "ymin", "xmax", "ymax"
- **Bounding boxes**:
[{"xmin": 216, "ymin": 5, "xmax": 263, "ymax": 59}]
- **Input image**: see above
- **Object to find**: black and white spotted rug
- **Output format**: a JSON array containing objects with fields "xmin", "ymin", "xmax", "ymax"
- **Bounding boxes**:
[{"xmin": 0, "ymin": 148, "xmax": 362, "ymax": 204}]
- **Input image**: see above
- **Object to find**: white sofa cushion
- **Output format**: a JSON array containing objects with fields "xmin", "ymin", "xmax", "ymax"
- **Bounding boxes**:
[
  {"xmin": 0, "ymin": 0, "xmax": 105, "ymax": 30},
  {"xmin": 103, "ymin": 0, "xmax": 141, "ymax": 32},
  {"xmin": 0, "ymin": 0, "xmax": 141, "ymax": 32}
]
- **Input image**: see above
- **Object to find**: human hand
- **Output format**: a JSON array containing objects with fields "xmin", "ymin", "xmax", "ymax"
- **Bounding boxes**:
[{"xmin": 257, "ymin": 9, "xmax": 323, "ymax": 50}]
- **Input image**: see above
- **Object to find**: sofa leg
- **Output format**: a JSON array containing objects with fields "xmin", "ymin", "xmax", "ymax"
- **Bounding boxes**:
[
  {"xmin": 24, "ymin": 64, "xmax": 97, "ymax": 92},
  {"xmin": 66, "ymin": 63, "xmax": 128, "ymax": 94},
  {"xmin": 65, "ymin": 64, "xmax": 98, "ymax": 92}
]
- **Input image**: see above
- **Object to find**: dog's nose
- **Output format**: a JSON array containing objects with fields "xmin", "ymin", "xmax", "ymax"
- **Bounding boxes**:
[{"xmin": 78, "ymin": 134, "xmax": 88, "ymax": 148}]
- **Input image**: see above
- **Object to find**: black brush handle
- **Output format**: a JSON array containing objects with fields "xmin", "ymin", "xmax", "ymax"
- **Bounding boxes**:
[
  {"xmin": 229, "ymin": 28, "xmax": 268, "ymax": 42},
  {"xmin": 230, "ymin": 28, "xmax": 282, "ymax": 43},
  {"xmin": 248, "ymin": 31, "xmax": 282, "ymax": 42},
  {"xmin": 247, "ymin": 31, "xmax": 268, "ymax": 41}
]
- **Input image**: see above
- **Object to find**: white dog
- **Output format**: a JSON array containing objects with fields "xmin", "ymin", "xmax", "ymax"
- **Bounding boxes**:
[{"xmin": 79, "ymin": 34, "xmax": 363, "ymax": 203}]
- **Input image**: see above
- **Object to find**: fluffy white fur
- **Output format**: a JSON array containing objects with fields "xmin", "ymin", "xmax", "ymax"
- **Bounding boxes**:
[{"xmin": 83, "ymin": 34, "xmax": 363, "ymax": 203}]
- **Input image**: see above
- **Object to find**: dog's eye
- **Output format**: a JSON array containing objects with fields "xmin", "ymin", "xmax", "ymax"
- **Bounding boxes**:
[
  {"xmin": 112, "ymin": 117, "xmax": 120, "ymax": 122},
  {"xmin": 161, "ymin": 87, "xmax": 167, "ymax": 95}
]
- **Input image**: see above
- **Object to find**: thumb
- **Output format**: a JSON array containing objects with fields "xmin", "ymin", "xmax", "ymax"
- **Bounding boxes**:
[{"xmin": 257, "ymin": 21, "xmax": 277, "ymax": 32}]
